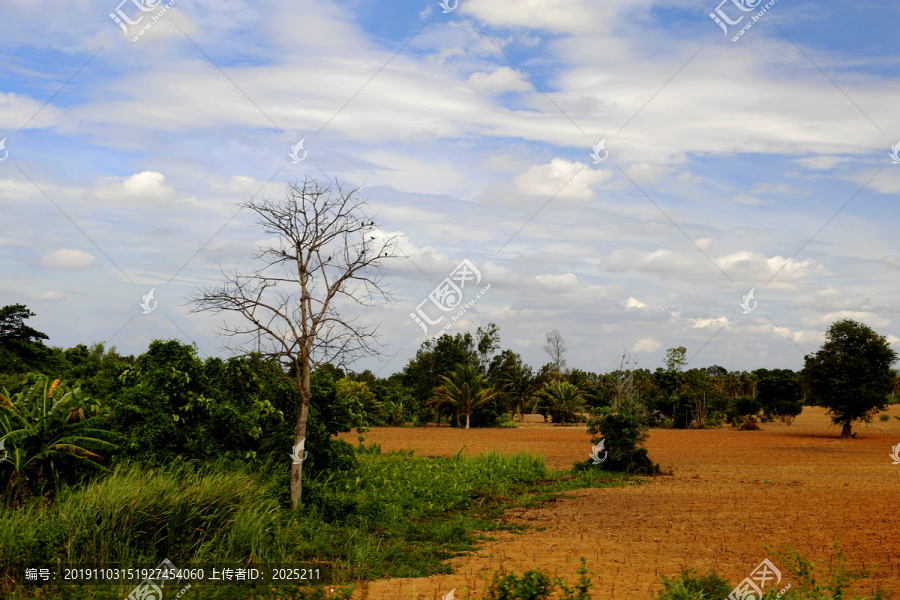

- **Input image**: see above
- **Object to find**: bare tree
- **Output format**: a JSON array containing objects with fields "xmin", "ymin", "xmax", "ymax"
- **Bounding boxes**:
[
  {"xmin": 543, "ymin": 330, "xmax": 567, "ymax": 373},
  {"xmin": 189, "ymin": 177, "xmax": 405, "ymax": 508}
]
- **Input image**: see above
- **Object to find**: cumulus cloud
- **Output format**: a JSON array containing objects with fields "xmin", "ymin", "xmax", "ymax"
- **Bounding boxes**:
[
  {"xmin": 513, "ymin": 158, "xmax": 613, "ymax": 202},
  {"xmin": 85, "ymin": 172, "xmax": 178, "ymax": 205}
]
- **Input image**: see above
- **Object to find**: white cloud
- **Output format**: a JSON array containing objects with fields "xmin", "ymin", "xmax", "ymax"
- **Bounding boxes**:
[
  {"xmin": 467, "ymin": 67, "xmax": 531, "ymax": 95},
  {"xmin": 625, "ymin": 297, "xmax": 646, "ymax": 308},
  {"xmin": 39, "ymin": 249, "xmax": 96, "ymax": 269},
  {"xmin": 513, "ymin": 158, "xmax": 613, "ymax": 201},
  {"xmin": 85, "ymin": 171, "xmax": 178, "ymax": 205},
  {"xmin": 633, "ymin": 336, "xmax": 661, "ymax": 352}
]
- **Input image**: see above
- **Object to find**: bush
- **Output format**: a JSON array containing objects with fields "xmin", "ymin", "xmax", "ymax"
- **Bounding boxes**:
[
  {"xmin": 415, "ymin": 406, "xmax": 436, "ymax": 427},
  {"xmin": 487, "ymin": 558, "xmax": 593, "ymax": 600},
  {"xmin": 656, "ymin": 568, "xmax": 732, "ymax": 600},
  {"xmin": 584, "ymin": 407, "xmax": 659, "ymax": 475}
]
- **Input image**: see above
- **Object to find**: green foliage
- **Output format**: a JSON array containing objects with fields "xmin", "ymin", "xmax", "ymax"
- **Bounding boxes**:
[
  {"xmin": 802, "ymin": 319, "xmax": 898, "ymax": 436},
  {"xmin": 655, "ymin": 569, "xmax": 732, "ymax": 600},
  {"xmin": 584, "ymin": 407, "xmax": 659, "ymax": 474},
  {"xmin": 665, "ymin": 346, "xmax": 687, "ymax": 372},
  {"xmin": 0, "ymin": 376, "xmax": 118, "ymax": 499},
  {"xmin": 414, "ymin": 406, "xmax": 436, "ymax": 426},
  {"xmin": 533, "ymin": 381, "xmax": 586, "ymax": 425},
  {"xmin": 487, "ymin": 558, "xmax": 593, "ymax": 600},
  {"xmin": 429, "ymin": 364, "xmax": 501, "ymax": 429},
  {"xmin": 735, "ymin": 396, "xmax": 762, "ymax": 417},
  {"xmin": 0, "ymin": 304, "xmax": 50, "ymax": 374},
  {"xmin": 761, "ymin": 541, "xmax": 891, "ymax": 600},
  {"xmin": 757, "ymin": 369, "xmax": 803, "ymax": 423},
  {"xmin": 653, "ymin": 543, "xmax": 891, "ymax": 600}
]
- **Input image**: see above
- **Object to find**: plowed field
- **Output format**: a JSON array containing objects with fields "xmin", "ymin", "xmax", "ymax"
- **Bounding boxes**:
[{"xmin": 336, "ymin": 407, "xmax": 900, "ymax": 599}]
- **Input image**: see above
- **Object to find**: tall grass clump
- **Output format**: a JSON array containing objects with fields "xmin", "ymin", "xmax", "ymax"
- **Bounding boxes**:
[{"xmin": 0, "ymin": 462, "xmax": 287, "ymax": 573}]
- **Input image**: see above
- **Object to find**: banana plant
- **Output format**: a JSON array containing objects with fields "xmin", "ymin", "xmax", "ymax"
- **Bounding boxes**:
[{"xmin": 0, "ymin": 376, "xmax": 119, "ymax": 495}]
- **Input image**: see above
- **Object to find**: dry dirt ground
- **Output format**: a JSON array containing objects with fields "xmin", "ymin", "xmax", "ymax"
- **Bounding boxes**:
[{"xmin": 336, "ymin": 407, "xmax": 900, "ymax": 600}]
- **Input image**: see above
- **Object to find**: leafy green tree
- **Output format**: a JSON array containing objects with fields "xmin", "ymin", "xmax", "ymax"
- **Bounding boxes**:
[
  {"xmin": 402, "ymin": 332, "xmax": 478, "ymax": 408},
  {"xmin": 533, "ymin": 381, "xmax": 587, "ymax": 425},
  {"xmin": 0, "ymin": 376, "xmax": 118, "ymax": 499},
  {"xmin": 429, "ymin": 364, "xmax": 500, "ymax": 429},
  {"xmin": 756, "ymin": 368, "xmax": 803, "ymax": 424},
  {"xmin": 0, "ymin": 304, "xmax": 50, "ymax": 373},
  {"xmin": 801, "ymin": 319, "xmax": 898, "ymax": 438},
  {"xmin": 664, "ymin": 346, "xmax": 687, "ymax": 372}
]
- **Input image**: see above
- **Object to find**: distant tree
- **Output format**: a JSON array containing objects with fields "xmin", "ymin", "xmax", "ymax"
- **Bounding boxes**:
[
  {"xmin": 664, "ymin": 346, "xmax": 687, "ymax": 372},
  {"xmin": 543, "ymin": 330, "xmax": 567, "ymax": 373},
  {"xmin": 533, "ymin": 381, "xmax": 589, "ymax": 425},
  {"xmin": 429, "ymin": 364, "xmax": 500, "ymax": 429},
  {"xmin": 756, "ymin": 369, "xmax": 803, "ymax": 425},
  {"xmin": 475, "ymin": 323, "xmax": 501, "ymax": 374},
  {"xmin": 801, "ymin": 319, "xmax": 898, "ymax": 438},
  {"xmin": 0, "ymin": 304, "xmax": 50, "ymax": 373},
  {"xmin": 490, "ymin": 350, "xmax": 534, "ymax": 421}
]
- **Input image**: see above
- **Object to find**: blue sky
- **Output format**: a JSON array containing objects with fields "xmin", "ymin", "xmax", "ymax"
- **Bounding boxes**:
[{"xmin": 1, "ymin": 0, "xmax": 899, "ymax": 375}]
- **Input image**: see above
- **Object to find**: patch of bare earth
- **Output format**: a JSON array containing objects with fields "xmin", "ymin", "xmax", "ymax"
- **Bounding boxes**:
[{"xmin": 337, "ymin": 407, "xmax": 900, "ymax": 600}]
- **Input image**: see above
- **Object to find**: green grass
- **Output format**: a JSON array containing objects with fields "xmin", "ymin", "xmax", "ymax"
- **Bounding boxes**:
[{"xmin": 1, "ymin": 449, "xmax": 637, "ymax": 599}]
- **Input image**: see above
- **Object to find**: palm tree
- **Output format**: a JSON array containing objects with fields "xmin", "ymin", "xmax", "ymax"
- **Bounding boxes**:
[
  {"xmin": 429, "ymin": 364, "xmax": 500, "ymax": 429},
  {"xmin": 532, "ymin": 380, "xmax": 587, "ymax": 425},
  {"xmin": 501, "ymin": 361, "xmax": 534, "ymax": 422}
]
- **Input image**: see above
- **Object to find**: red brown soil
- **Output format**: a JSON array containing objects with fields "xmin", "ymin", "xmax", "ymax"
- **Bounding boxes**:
[{"xmin": 336, "ymin": 407, "xmax": 900, "ymax": 600}]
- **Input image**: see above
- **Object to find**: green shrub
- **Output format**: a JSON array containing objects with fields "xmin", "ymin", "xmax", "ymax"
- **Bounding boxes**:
[
  {"xmin": 415, "ymin": 406, "xmax": 436, "ymax": 426},
  {"xmin": 656, "ymin": 569, "xmax": 732, "ymax": 600},
  {"xmin": 584, "ymin": 407, "xmax": 659, "ymax": 475},
  {"xmin": 879, "ymin": 414, "xmax": 890, "ymax": 422},
  {"xmin": 487, "ymin": 558, "xmax": 593, "ymax": 600}
]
